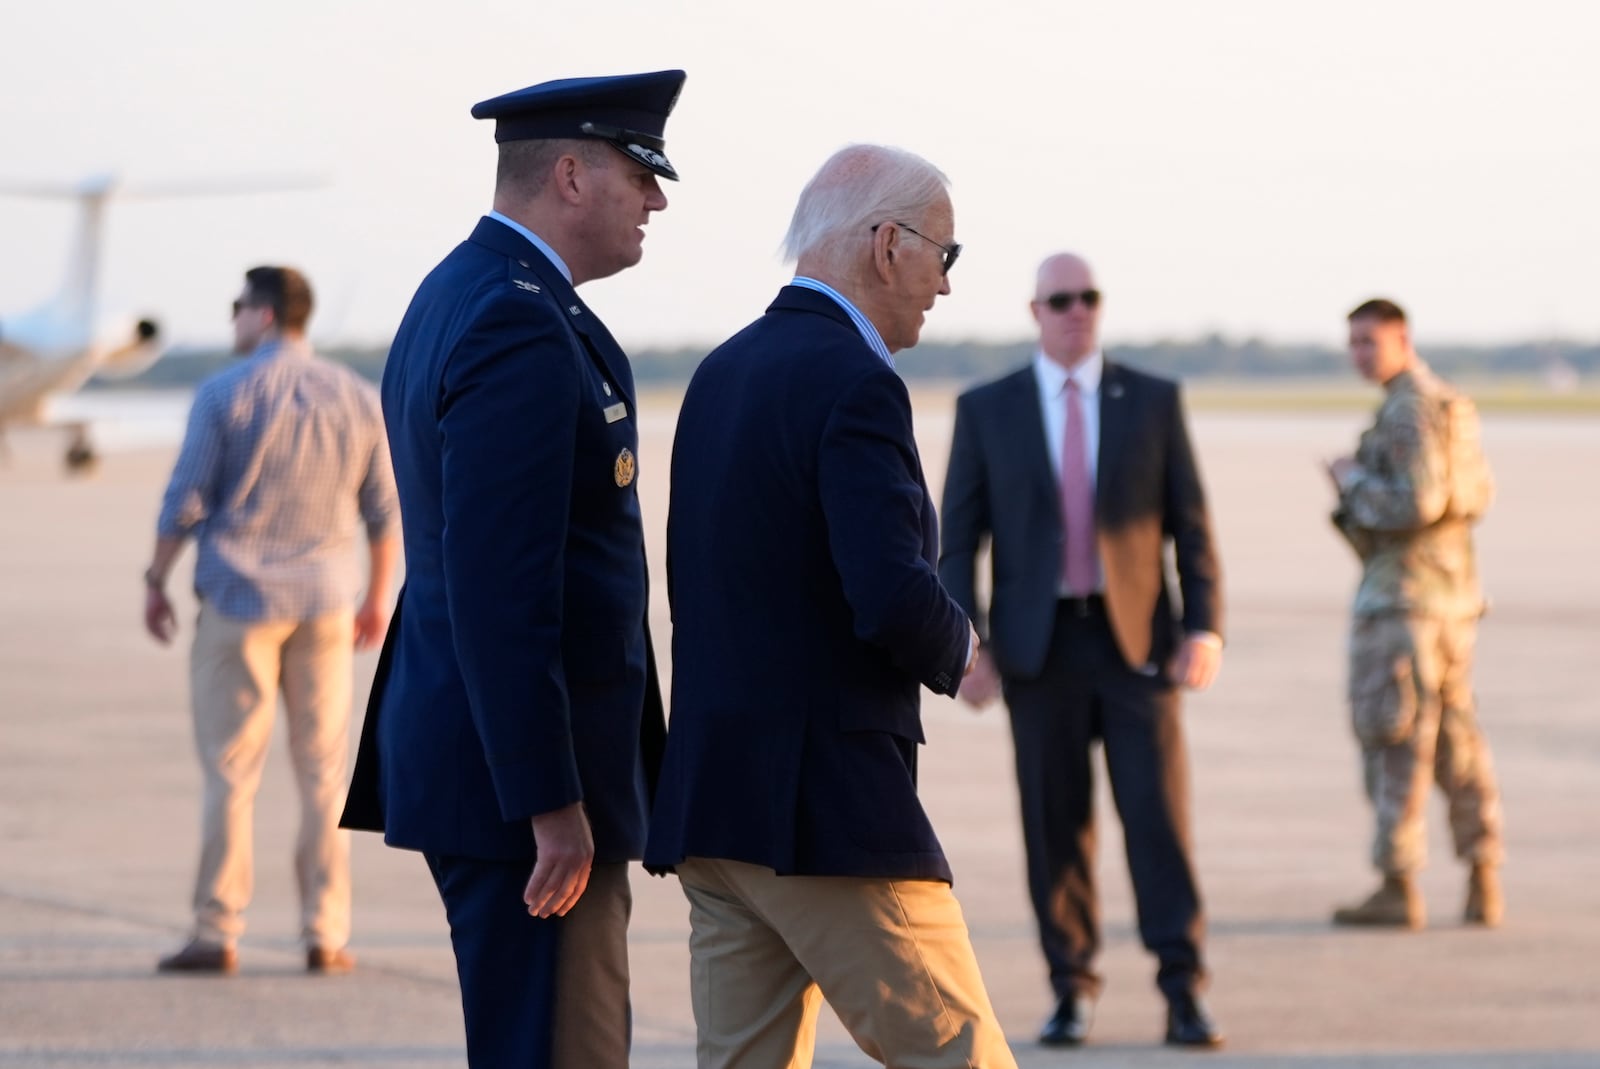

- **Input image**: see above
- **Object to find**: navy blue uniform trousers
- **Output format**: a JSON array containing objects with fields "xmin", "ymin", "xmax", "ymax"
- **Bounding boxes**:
[{"xmin": 425, "ymin": 855, "xmax": 631, "ymax": 1068}]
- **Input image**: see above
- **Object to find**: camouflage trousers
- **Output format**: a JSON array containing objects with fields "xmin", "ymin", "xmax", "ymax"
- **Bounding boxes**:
[{"xmin": 1348, "ymin": 613, "xmax": 1504, "ymax": 876}]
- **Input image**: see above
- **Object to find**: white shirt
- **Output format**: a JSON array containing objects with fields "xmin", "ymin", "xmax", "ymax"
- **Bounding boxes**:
[
  {"xmin": 1034, "ymin": 349, "xmax": 1103, "ymax": 487},
  {"xmin": 1035, "ymin": 350, "xmax": 1104, "ymax": 595}
]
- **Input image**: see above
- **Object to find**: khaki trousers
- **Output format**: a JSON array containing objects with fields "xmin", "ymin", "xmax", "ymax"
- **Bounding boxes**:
[
  {"xmin": 676, "ymin": 857, "xmax": 1017, "ymax": 1069},
  {"xmin": 188, "ymin": 603, "xmax": 353, "ymax": 949}
]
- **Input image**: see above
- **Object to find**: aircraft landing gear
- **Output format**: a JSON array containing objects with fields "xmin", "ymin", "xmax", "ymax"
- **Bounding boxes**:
[{"xmin": 64, "ymin": 424, "xmax": 97, "ymax": 474}]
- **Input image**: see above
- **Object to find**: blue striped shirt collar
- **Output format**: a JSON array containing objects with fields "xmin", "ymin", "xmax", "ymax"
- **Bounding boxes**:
[
  {"xmin": 788, "ymin": 276, "xmax": 894, "ymax": 369},
  {"xmin": 487, "ymin": 210, "xmax": 573, "ymax": 284}
]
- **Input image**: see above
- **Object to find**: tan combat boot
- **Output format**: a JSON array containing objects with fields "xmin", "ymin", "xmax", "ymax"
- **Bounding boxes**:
[
  {"xmin": 1332, "ymin": 874, "xmax": 1424, "ymax": 929},
  {"xmin": 1464, "ymin": 864, "xmax": 1504, "ymax": 928}
]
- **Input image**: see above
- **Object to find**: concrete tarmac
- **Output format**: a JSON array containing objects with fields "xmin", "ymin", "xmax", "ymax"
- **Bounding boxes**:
[{"xmin": 2, "ymin": 389, "xmax": 1597, "ymax": 1067}]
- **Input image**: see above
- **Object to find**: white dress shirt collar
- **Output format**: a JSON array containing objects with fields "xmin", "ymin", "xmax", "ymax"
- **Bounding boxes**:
[{"xmin": 1034, "ymin": 349, "xmax": 1104, "ymax": 399}]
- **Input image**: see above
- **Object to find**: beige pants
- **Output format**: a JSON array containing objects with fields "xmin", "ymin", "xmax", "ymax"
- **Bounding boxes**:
[
  {"xmin": 188, "ymin": 603, "xmax": 353, "ymax": 950},
  {"xmin": 676, "ymin": 857, "xmax": 1017, "ymax": 1069}
]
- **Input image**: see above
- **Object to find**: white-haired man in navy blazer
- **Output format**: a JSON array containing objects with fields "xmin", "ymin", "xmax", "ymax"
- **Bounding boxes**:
[{"xmin": 646, "ymin": 144, "xmax": 1017, "ymax": 1069}]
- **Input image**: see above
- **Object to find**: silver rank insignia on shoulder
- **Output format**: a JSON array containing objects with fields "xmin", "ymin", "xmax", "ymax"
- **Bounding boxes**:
[
  {"xmin": 512, "ymin": 279, "xmax": 541, "ymax": 294},
  {"xmin": 614, "ymin": 447, "xmax": 635, "ymax": 488},
  {"xmin": 568, "ymin": 304, "xmax": 582, "ymax": 316}
]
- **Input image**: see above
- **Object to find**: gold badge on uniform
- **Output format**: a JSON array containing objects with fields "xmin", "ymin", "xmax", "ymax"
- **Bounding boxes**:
[{"xmin": 614, "ymin": 447, "xmax": 635, "ymax": 487}]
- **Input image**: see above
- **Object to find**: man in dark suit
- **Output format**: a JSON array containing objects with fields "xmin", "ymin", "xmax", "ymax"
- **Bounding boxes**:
[
  {"xmin": 645, "ymin": 145, "xmax": 1016, "ymax": 1069},
  {"xmin": 939, "ymin": 252, "xmax": 1226, "ymax": 1049},
  {"xmin": 340, "ymin": 71, "xmax": 682, "ymax": 1069}
]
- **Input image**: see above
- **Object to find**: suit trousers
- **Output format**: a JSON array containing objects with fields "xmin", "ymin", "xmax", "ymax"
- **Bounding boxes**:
[
  {"xmin": 425, "ymin": 856, "xmax": 632, "ymax": 1069},
  {"xmin": 1001, "ymin": 599, "xmax": 1205, "ymax": 1002},
  {"xmin": 675, "ymin": 857, "xmax": 1017, "ymax": 1069},
  {"xmin": 188, "ymin": 602, "xmax": 353, "ymax": 950}
]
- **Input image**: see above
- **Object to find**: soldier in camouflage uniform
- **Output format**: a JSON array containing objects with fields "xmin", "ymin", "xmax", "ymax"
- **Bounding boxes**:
[{"xmin": 1326, "ymin": 298, "xmax": 1504, "ymax": 930}]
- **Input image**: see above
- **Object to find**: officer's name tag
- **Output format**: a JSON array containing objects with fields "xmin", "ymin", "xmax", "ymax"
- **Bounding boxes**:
[{"xmin": 603, "ymin": 402, "xmax": 628, "ymax": 424}]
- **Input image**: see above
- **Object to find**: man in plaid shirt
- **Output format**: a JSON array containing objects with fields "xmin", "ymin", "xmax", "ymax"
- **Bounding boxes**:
[{"xmin": 142, "ymin": 265, "xmax": 398, "ymax": 976}]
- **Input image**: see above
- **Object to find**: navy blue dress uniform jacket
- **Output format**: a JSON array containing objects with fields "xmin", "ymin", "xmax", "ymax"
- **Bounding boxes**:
[
  {"xmin": 644, "ymin": 286, "xmax": 971, "ymax": 883},
  {"xmin": 342, "ymin": 217, "xmax": 665, "ymax": 863}
]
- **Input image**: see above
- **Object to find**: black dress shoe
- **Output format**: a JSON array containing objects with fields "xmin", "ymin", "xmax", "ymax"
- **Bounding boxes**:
[
  {"xmin": 1165, "ymin": 992, "xmax": 1224, "ymax": 1048},
  {"xmin": 1039, "ymin": 994, "xmax": 1095, "ymax": 1046}
]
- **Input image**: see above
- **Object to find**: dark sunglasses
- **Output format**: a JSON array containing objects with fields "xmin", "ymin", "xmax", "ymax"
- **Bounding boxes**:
[
  {"xmin": 871, "ymin": 222, "xmax": 962, "ymax": 275},
  {"xmin": 1040, "ymin": 290, "xmax": 1101, "ymax": 312},
  {"xmin": 231, "ymin": 298, "xmax": 268, "ymax": 317}
]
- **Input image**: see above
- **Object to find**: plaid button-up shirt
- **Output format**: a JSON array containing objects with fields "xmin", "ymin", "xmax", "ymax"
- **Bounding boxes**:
[{"xmin": 157, "ymin": 338, "xmax": 397, "ymax": 621}]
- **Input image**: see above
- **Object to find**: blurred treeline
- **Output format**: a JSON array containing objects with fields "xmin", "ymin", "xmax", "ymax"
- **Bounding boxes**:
[{"xmin": 92, "ymin": 335, "xmax": 1598, "ymax": 389}]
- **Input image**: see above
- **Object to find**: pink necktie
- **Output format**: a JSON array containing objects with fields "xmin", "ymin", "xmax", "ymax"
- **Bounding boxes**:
[{"xmin": 1059, "ymin": 378, "xmax": 1096, "ymax": 593}]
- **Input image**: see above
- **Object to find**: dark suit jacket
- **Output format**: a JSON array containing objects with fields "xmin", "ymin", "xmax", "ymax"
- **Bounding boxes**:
[
  {"xmin": 643, "ymin": 287, "xmax": 971, "ymax": 883},
  {"xmin": 939, "ymin": 359, "xmax": 1221, "ymax": 679},
  {"xmin": 341, "ymin": 217, "xmax": 665, "ymax": 863}
]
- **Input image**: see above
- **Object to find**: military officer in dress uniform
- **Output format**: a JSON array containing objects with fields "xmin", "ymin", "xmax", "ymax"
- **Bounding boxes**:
[{"xmin": 341, "ymin": 70, "xmax": 683, "ymax": 1069}]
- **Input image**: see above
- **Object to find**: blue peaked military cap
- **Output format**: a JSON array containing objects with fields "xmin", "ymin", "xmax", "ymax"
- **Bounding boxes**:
[{"xmin": 471, "ymin": 70, "xmax": 686, "ymax": 181}]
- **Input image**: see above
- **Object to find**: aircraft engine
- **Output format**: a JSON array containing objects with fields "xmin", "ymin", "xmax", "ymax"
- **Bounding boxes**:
[{"xmin": 94, "ymin": 316, "xmax": 165, "ymax": 379}]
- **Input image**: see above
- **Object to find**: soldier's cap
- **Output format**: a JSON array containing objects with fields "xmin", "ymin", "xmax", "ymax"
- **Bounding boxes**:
[{"xmin": 471, "ymin": 70, "xmax": 685, "ymax": 181}]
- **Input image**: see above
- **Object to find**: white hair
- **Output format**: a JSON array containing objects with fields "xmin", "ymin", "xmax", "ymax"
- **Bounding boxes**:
[{"xmin": 780, "ymin": 144, "xmax": 950, "ymax": 271}]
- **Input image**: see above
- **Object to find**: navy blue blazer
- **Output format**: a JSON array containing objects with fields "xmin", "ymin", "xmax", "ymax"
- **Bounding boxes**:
[
  {"xmin": 643, "ymin": 286, "xmax": 971, "ymax": 883},
  {"xmin": 342, "ymin": 217, "xmax": 665, "ymax": 863},
  {"xmin": 939, "ymin": 361, "xmax": 1222, "ymax": 679}
]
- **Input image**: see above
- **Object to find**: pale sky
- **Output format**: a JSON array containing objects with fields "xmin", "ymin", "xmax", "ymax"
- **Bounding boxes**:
[{"xmin": 3, "ymin": 0, "xmax": 1597, "ymax": 352}]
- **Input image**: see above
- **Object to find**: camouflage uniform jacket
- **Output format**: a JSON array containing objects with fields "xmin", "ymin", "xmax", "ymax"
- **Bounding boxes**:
[{"xmin": 1333, "ymin": 363, "xmax": 1492, "ymax": 619}]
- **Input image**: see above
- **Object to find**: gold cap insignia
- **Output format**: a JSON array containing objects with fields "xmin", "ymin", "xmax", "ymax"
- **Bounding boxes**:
[{"xmin": 614, "ymin": 447, "xmax": 635, "ymax": 488}]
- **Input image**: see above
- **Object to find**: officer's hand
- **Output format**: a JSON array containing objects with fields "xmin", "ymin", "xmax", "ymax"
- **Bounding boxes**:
[
  {"xmin": 959, "ymin": 648, "xmax": 1002, "ymax": 709},
  {"xmin": 1169, "ymin": 635, "xmax": 1222, "ymax": 691},
  {"xmin": 525, "ymin": 802, "xmax": 594, "ymax": 919}
]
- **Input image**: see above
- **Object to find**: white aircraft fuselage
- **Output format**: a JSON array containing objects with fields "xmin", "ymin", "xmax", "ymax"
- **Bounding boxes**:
[{"xmin": 0, "ymin": 177, "xmax": 164, "ymax": 456}]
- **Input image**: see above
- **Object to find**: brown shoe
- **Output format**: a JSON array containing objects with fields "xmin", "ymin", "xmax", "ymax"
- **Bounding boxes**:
[
  {"xmin": 306, "ymin": 946, "xmax": 356, "ymax": 975},
  {"xmin": 157, "ymin": 939, "xmax": 237, "ymax": 974},
  {"xmin": 1464, "ymin": 864, "xmax": 1504, "ymax": 927},
  {"xmin": 1332, "ymin": 874, "xmax": 1424, "ymax": 929}
]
